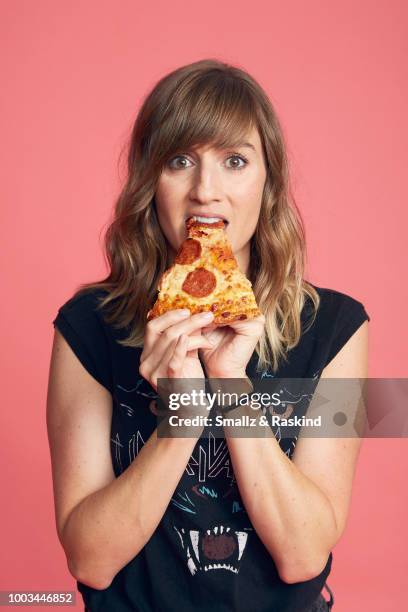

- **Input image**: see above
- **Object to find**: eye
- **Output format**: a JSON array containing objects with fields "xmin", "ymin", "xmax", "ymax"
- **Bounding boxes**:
[
  {"xmin": 166, "ymin": 152, "xmax": 249, "ymax": 171},
  {"xmin": 225, "ymin": 154, "xmax": 249, "ymax": 170},
  {"xmin": 167, "ymin": 155, "xmax": 193, "ymax": 170}
]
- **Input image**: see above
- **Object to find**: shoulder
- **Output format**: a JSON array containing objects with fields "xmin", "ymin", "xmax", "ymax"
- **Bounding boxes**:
[
  {"xmin": 53, "ymin": 287, "xmax": 114, "ymax": 334},
  {"xmin": 55, "ymin": 287, "xmax": 109, "ymax": 317},
  {"xmin": 52, "ymin": 287, "xmax": 114, "ymax": 394},
  {"xmin": 303, "ymin": 282, "xmax": 370, "ymax": 371},
  {"xmin": 307, "ymin": 283, "xmax": 370, "ymax": 326}
]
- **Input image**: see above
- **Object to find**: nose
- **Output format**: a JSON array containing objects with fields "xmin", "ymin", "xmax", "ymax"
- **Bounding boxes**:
[{"xmin": 188, "ymin": 158, "xmax": 223, "ymax": 205}]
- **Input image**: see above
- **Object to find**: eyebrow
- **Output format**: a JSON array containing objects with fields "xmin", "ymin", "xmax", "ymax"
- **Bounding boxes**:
[
  {"xmin": 190, "ymin": 141, "xmax": 256, "ymax": 153},
  {"xmin": 223, "ymin": 141, "xmax": 256, "ymax": 152}
]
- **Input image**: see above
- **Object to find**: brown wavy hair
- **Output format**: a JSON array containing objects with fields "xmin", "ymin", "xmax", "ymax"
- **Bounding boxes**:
[{"xmin": 75, "ymin": 58, "xmax": 320, "ymax": 374}]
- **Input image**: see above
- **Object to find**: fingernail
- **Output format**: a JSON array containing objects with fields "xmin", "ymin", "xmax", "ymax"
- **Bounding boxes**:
[
  {"xmin": 200, "ymin": 312, "xmax": 214, "ymax": 319},
  {"xmin": 176, "ymin": 309, "xmax": 190, "ymax": 316}
]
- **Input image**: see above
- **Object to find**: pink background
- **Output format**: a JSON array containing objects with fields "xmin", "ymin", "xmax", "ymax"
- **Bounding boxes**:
[{"xmin": 1, "ymin": 0, "xmax": 407, "ymax": 609}]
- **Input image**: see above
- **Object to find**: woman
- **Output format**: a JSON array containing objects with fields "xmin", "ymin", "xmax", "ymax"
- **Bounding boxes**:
[{"xmin": 47, "ymin": 58, "xmax": 369, "ymax": 611}]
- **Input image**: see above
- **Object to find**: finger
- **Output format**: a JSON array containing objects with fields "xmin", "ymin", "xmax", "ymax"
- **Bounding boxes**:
[
  {"xmin": 150, "ymin": 335, "xmax": 181, "ymax": 390},
  {"xmin": 201, "ymin": 327, "xmax": 225, "ymax": 346},
  {"xmin": 146, "ymin": 333, "xmax": 212, "ymax": 369},
  {"xmin": 173, "ymin": 311, "xmax": 215, "ymax": 334},
  {"xmin": 226, "ymin": 315, "xmax": 265, "ymax": 334},
  {"xmin": 167, "ymin": 334, "xmax": 189, "ymax": 378},
  {"xmin": 144, "ymin": 309, "xmax": 191, "ymax": 353},
  {"xmin": 186, "ymin": 336, "xmax": 213, "ymax": 351},
  {"xmin": 201, "ymin": 323, "xmax": 218, "ymax": 332},
  {"xmin": 142, "ymin": 312, "xmax": 191, "ymax": 364},
  {"xmin": 143, "ymin": 312, "xmax": 214, "ymax": 362}
]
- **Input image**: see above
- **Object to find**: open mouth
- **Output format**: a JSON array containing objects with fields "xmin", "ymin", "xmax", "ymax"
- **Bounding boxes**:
[
  {"xmin": 173, "ymin": 524, "xmax": 249, "ymax": 575},
  {"xmin": 186, "ymin": 215, "xmax": 228, "ymax": 227}
]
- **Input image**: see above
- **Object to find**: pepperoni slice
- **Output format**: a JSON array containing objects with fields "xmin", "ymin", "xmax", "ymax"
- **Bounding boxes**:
[
  {"xmin": 175, "ymin": 238, "xmax": 201, "ymax": 265},
  {"xmin": 182, "ymin": 267, "xmax": 217, "ymax": 297}
]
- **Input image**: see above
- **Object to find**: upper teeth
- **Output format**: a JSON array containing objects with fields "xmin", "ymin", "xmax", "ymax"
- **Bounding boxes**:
[{"xmin": 192, "ymin": 216, "xmax": 225, "ymax": 224}]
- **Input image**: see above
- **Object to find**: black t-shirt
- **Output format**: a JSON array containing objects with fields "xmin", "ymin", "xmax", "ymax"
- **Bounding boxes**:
[{"xmin": 52, "ymin": 283, "xmax": 370, "ymax": 612}]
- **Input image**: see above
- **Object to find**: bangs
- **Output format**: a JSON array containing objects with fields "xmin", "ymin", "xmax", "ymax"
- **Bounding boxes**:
[{"xmin": 151, "ymin": 74, "xmax": 258, "ymax": 163}]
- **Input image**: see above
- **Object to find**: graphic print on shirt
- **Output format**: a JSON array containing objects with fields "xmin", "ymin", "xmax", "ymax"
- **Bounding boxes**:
[
  {"xmin": 110, "ymin": 375, "xmax": 318, "ymax": 576},
  {"xmin": 167, "ymin": 371, "xmax": 319, "ymax": 579},
  {"xmin": 110, "ymin": 380, "xmax": 158, "ymax": 473},
  {"xmin": 170, "ymin": 371, "xmax": 321, "ymax": 577},
  {"xmin": 170, "ymin": 430, "xmax": 253, "ymax": 576},
  {"xmin": 258, "ymin": 367, "xmax": 322, "ymax": 458}
]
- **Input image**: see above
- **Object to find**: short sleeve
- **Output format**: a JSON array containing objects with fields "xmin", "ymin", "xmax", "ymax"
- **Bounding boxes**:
[
  {"xmin": 319, "ymin": 288, "xmax": 370, "ymax": 368},
  {"xmin": 52, "ymin": 290, "xmax": 114, "ymax": 394}
]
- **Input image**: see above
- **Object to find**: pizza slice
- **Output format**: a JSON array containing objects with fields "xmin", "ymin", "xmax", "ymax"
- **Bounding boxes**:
[{"xmin": 146, "ymin": 217, "xmax": 261, "ymax": 326}]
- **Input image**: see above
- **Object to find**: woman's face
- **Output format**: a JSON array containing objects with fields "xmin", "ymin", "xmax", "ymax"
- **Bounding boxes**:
[{"xmin": 154, "ymin": 125, "xmax": 267, "ymax": 276}]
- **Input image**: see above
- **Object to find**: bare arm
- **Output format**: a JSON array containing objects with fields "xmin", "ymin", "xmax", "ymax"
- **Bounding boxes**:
[
  {"xmin": 47, "ymin": 324, "xmax": 209, "ymax": 590},
  {"xmin": 59, "ymin": 429, "xmax": 200, "ymax": 590},
  {"xmin": 209, "ymin": 320, "xmax": 368, "ymax": 583}
]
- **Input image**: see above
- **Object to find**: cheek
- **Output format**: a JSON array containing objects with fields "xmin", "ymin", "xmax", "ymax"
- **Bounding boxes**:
[
  {"xmin": 235, "ymin": 211, "xmax": 259, "ymax": 243},
  {"xmin": 232, "ymin": 168, "xmax": 265, "ymax": 199},
  {"xmin": 156, "ymin": 176, "xmax": 188, "ymax": 215},
  {"xmin": 229, "ymin": 179, "xmax": 263, "ymax": 244},
  {"xmin": 154, "ymin": 187, "xmax": 186, "ymax": 251},
  {"xmin": 232, "ymin": 176, "xmax": 263, "ymax": 218}
]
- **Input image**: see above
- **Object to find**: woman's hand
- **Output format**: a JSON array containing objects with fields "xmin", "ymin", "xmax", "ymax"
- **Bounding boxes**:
[
  {"xmin": 139, "ymin": 309, "xmax": 214, "ymax": 392},
  {"xmin": 199, "ymin": 314, "xmax": 266, "ymax": 378}
]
